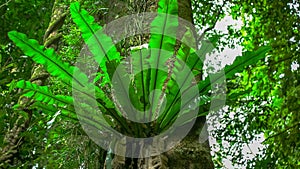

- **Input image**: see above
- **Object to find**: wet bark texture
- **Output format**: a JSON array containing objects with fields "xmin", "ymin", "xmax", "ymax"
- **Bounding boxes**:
[{"xmin": 165, "ymin": 117, "xmax": 214, "ymax": 169}]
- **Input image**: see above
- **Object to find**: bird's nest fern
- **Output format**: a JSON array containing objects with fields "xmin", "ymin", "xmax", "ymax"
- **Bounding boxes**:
[{"xmin": 8, "ymin": 0, "xmax": 270, "ymax": 138}]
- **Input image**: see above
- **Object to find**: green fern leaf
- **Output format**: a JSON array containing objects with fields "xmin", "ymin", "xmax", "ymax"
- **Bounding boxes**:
[
  {"xmin": 70, "ymin": 2, "xmax": 130, "ymax": 123},
  {"xmin": 158, "ymin": 39, "xmax": 215, "ymax": 131},
  {"xmin": 8, "ymin": 31, "xmax": 88, "ymax": 88},
  {"xmin": 146, "ymin": 0, "xmax": 178, "ymax": 119},
  {"xmin": 120, "ymin": 49, "xmax": 152, "ymax": 123},
  {"xmin": 16, "ymin": 80, "xmax": 73, "ymax": 107},
  {"xmin": 169, "ymin": 46, "xmax": 270, "ymax": 125},
  {"xmin": 70, "ymin": 2, "xmax": 122, "ymax": 84},
  {"xmin": 160, "ymin": 46, "xmax": 270, "ymax": 130},
  {"xmin": 198, "ymin": 46, "xmax": 271, "ymax": 94},
  {"xmin": 149, "ymin": 0, "xmax": 178, "ymax": 51},
  {"xmin": 8, "ymin": 31, "xmax": 116, "ymax": 113},
  {"xmin": 32, "ymin": 102, "xmax": 78, "ymax": 121}
]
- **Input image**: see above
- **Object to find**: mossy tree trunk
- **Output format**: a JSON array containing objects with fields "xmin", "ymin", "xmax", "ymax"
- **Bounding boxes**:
[{"xmin": 0, "ymin": 0, "xmax": 67, "ymax": 166}]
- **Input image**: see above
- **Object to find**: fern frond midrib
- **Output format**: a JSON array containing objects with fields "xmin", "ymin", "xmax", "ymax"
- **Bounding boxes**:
[
  {"xmin": 149, "ymin": 4, "xmax": 172, "ymax": 118},
  {"xmin": 12, "ymin": 34, "xmax": 84, "ymax": 87},
  {"xmin": 76, "ymin": 9, "xmax": 111, "ymax": 62}
]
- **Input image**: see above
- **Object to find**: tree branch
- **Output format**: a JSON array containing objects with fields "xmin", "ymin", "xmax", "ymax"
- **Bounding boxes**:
[
  {"xmin": 0, "ymin": 0, "xmax": 11, "ymax": 9},
  {"xmin": 197, "ymin": 2, "xmax": 226, "ymax": 42},
  {"xmin": 263, "ymin": 122, "xmax": 300, "ymax": 143}
]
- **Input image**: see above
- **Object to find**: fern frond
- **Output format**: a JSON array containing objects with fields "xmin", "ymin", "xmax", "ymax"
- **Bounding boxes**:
[
  {"xmin": 121, "ymin": 49, "xmax": 152, "ymax": 123},
  {"xmin": 149, "ymin": 0, "xmax": 178, "ymax": 52},
  {"xmin": 8, "ymin": 31, "xmax": 88, "ymax": 88},
  {"xmin": 16, "ymin": 80, "xmax": 73, "ymax": 107},
  {"xmin": 198, "ymin": 46, "xmax": 271, "ymax": 94},
  {"xmin": 8, "ymin": 31, "xmax": 118, "ymax": 122},
  {"xmin": 157, "ymin": 39, "xmax": 215, "ymax": 131},
  {"xmin": 160, "ymin": 46, "xmax": 270, "ymax": 131},
  {"xmin": 70, "ymin": 3, "xmax": 136, "ymax": 129},
  {"xmin": 175, "ymin": 46, "xmax": 271, "ymax": 124},
  {"xmin": 70, "ymin": 2, "xmax": 122, "ymax": 84},
  {"xmin": 146, "ymin": 0, "xmax": 179, "ymax": 120},
  {"xmin": 32, "ymin": 102, "xmax": 78, "ymax": 121}
]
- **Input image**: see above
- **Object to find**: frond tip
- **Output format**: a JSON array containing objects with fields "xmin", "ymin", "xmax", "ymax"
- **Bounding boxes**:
[{"xmin": 8, "ymin": 31, "xmax": 89, "ymax": 88}]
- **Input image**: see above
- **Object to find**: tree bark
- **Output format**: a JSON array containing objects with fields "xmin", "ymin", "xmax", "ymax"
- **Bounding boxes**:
[{"xmin": 164, "ymin": 117, "xmax": 214, "ymax": 169}]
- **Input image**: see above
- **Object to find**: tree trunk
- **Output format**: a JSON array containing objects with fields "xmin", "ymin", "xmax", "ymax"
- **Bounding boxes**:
[
  {"xmin": 104, "ymin": 0, "xmax": 214, "ymax": 168},
  {"xmin": 164, "ymin": 117, "xmax": 214, "ymax": 169}
]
